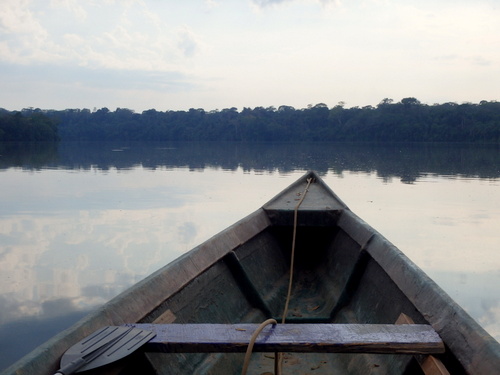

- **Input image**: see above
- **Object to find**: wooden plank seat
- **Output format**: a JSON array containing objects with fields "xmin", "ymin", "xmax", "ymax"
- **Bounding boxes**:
[
  {"xmin": 127, "ymin": 323, "xmax": 445, "ymax": 355},
  {"xmin": 396, "ymin": 313, "xmax": 450, "ymax": 375}
]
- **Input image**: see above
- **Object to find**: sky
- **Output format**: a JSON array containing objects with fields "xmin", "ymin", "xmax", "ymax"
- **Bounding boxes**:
[{"xmin": 0, "ymin": 0, "xmax": 499, "ymax": 112}]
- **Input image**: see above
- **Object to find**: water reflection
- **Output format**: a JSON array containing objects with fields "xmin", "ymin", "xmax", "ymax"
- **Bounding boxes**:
[
  {"xmin": 0, "ymin": 142, "xmax": 499, "ymax": 370},
  {"xmin": 0, "ymin": 142, "xmax": 59, "ymax": 170},
  {"xmin": 1, "ymin": 141, "xmax": 499, "ymax": 180},
  {"xmin": 0, "ymin": 306, "xmax": 91, "ymax": 370}
]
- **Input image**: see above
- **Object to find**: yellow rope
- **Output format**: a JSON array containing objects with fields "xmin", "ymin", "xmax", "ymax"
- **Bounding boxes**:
[
  {"xmin": 241, "ymin": 177, "xmax": 313, "ymax": 375},
  {"xmin": 281, "ymin": 177, "xmax": 313, "ymax": 324},
  {"xmin": 275, "ymin": 177, "xmax": 313, "ymax": 374},
  {"xmin": 241, "ymin": 319, "xmax": 277, "ymax": 375}
]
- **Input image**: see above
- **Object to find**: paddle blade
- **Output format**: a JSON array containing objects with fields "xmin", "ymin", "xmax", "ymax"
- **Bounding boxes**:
[{"xmin": 58, "ymin": 326, "xmax": 155, "ymax": 373}]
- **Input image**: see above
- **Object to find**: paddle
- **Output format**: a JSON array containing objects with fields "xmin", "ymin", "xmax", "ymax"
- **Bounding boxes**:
[{"xmin": 54, "ymin": 326, "xmax": 156, "ymax": 375}]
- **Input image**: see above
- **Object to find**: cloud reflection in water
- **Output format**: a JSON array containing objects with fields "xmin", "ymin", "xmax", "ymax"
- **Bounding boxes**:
[{"xmin": 0, "ymin": 142, "xmax": 499, "ymax": 370}]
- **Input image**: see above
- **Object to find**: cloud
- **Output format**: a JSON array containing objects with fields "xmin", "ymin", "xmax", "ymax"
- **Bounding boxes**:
[
  {"xmin": 252, "ymin": 0, "xmax": 288, "ymax": 7},
  {"xmin": 1, "ymin": 0, "xmax": 498, "ymax": 111},
  {"xmin": 177, "ymin": 222, "xmax": 198, "ymax": 244},
  {"xmin": 251, "ymin": 0, "xmax": 341, "ymax": 8},
  {"xmin": 468, "ymin": 56, "xmax": 492, "ymax": 67},
  {"xmin": 0, "ymin": 1, "xmax": 199, "ymax": 71},
  {"xmin": 49, "ymin": 0, "xmax": 87, "ymax": 21},
  {"xmin": 204, "ymin": 0, "xmax": 220, "ymax": 11},
  {"xmin": 0, "ymin": 0, "xmax": 56, "ymax": 64},
  {"xmin": 0, "ymin": 62, "xmax": 195, "ymax": 93},
  {"xmin": 480, "ymin": 304, "xmax": 500, "ymax": 340},
  {"xmin": 177, "ymin": 27, "xmax": 201, "ymax": 58},
  {"xmin": 0, "ymin": 0, "xmax": 46, "ymax": 35}
]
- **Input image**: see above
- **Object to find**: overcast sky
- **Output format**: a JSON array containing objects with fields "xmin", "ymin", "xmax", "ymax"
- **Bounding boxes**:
[{"xmin": 1, "ymin": 0, "xmax": 499, "ymax": 112}]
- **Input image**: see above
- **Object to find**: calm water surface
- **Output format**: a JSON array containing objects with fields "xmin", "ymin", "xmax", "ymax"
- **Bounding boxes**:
[{"xmin": 0, "ymin": 141, "xmax": 499, "ymax": 371}]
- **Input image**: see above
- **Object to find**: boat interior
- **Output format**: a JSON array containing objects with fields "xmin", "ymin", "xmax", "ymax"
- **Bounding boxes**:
[{"xmin": 122, "ymin": 209, "xmax": 465, "ymax": 374}]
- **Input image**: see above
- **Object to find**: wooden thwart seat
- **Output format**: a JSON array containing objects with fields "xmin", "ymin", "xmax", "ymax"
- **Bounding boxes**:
[
  {"xmin": 128, "ymin": 323, "xmax": 444, "ymax": 355},
  {"xmin": 396, "ymin": 313, "xmax": 450, "ymax": 375}
]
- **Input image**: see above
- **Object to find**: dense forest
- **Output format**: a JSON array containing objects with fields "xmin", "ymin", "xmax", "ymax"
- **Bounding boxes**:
[
  {"xmin": 0, "ymin": 110, "xmax": 60, "ymax": 141},
  {"xmin": 2, "ymin": 98, "xmax": 500, "ymax": 142}
]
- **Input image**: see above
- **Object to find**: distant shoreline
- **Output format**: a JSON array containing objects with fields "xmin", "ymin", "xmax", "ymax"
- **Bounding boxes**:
[{"xmin": 2, "ymin": 99, "xmax": 499, "ymax": 143}]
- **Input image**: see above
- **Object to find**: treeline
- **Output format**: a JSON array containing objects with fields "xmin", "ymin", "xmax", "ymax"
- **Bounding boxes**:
[
  {"xmin": 0, "ymin": 110, "xmax": 60, "ymax": 142},
  {"xmin": 4, "ymin": 98, "xmax": 500, "ymax": 142}
]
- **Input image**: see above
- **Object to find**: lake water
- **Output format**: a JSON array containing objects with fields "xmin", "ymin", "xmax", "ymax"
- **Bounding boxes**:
[{"xmin": 0, "ymin": 141, "xmax": 499, "ymax": 371}]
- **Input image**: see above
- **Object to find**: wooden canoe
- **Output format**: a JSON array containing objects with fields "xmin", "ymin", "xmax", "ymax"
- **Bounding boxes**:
[{"xmin": 3, "ymin": 171, "xmax": 499, "ymax": 374}]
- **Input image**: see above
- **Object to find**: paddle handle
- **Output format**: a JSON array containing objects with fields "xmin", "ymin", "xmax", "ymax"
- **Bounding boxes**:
[{"xmin": 54, "ymin": 357, "xmax": 86, "ymax": 375}]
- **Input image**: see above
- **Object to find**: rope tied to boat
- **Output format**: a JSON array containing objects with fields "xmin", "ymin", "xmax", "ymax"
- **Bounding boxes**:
[
  {"xmin": 241, "ymin": 318, "xmax": 278, "ymax": 375},
  {"xmin": 281, "ymin": 177, "xmax": 314, "ymax": 324},
  {"xmin": 241, "ymin": 177, "xmax": 314, "ymax": 375}
]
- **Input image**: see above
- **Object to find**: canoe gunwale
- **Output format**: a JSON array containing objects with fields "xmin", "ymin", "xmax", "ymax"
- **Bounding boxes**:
[{"xmin": 337, "ymin": 209, "xmax": 500, "ymax": 374}]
